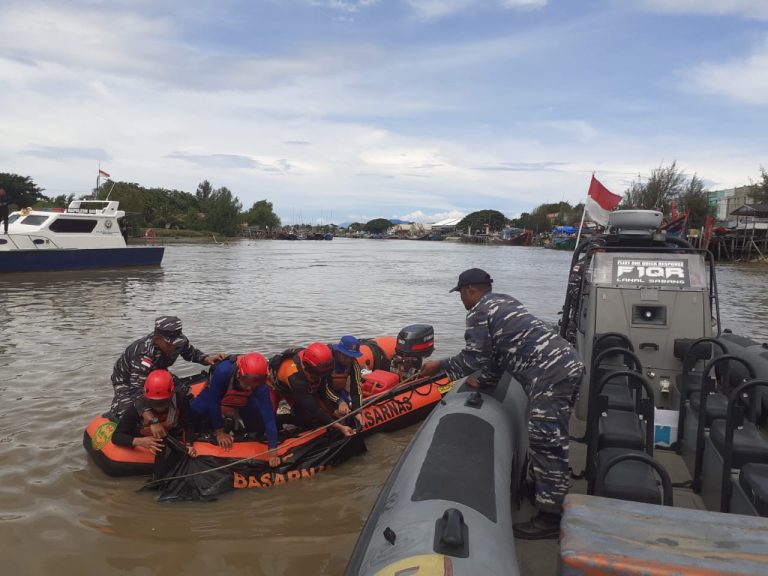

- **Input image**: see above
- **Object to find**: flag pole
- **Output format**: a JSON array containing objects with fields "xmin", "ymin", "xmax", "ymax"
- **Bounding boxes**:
[
  {"xmin": 97, "ymin": 163, "xmax": 101, "ymax": 195},
  {"xmin": 574, "ymin": 173, "xmax": 592, "ymax": 250}
]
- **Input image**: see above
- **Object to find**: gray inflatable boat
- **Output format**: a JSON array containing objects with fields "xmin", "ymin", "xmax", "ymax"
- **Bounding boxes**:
[{"xmin": 345, "ymin": 373, "xmax": 529, "ymax": 575}]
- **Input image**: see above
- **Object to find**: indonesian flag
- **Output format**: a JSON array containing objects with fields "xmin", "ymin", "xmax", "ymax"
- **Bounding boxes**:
[
  {"xmin": 99, "ymin": 169, "xmax": 110, "ymax": 178},
  {"xmin": 585, "ymin": 175, "xmax": 622, "ymax": 226}
]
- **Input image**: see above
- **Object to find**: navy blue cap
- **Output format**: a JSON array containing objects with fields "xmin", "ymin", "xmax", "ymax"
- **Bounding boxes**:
[
  {"xmin": 449, "ymin": 268, "xmax": 493, "ymax": 292},
  {"xmin": 332, "ymin": 335, "xmax": 363, "ymax": 358}
]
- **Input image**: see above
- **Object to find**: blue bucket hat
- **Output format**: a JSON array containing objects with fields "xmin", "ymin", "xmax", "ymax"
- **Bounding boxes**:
[{"xmin": 332, "ymin": 335, "xmax": 363, "ymax": 358}]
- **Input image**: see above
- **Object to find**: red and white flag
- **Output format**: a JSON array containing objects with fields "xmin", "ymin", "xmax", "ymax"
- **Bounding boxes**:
[
  {"xmin": 585, "ymin": 175, "xmax": 622, "ymax": 226},
  {"xmin": 98, "ymin": 169, "xmax": 110, "ymax": 178}
]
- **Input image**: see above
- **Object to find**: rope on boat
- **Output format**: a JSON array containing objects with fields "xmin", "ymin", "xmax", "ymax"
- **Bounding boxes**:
[{"xmin": 141, "ymin": 371, "xmax": 447, "ymax": 488}]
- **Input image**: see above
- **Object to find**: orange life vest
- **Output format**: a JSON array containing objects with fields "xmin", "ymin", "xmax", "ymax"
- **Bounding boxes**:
[
  {"xmin": 273, "ymin": 349, "xmax": 327, "ymax": 394},
  {"xmin": 358, "ymin": 336, "xmax": 396, "ymax": 371}
]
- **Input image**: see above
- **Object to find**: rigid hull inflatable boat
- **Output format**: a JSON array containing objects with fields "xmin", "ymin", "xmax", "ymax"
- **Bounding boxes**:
[{"xmin": 349, "ymin": 211, "xmax": 768, "ymax": 576}]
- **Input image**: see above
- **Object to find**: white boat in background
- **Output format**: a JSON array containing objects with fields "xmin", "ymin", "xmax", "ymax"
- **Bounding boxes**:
[{"xmin": 0, "ymin": 200, "xmax": 163, "ymax": 273}]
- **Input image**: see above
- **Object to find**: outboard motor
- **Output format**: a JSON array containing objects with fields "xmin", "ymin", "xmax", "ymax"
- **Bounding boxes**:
[{"xmin": 390, "ymin": 324, "xmax": 435, "ymax": 379}]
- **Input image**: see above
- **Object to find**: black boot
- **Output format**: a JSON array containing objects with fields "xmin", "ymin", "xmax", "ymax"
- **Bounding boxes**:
[{"xmin": 512, "ymin": 511, "xmax": 561, "ymax": 540}]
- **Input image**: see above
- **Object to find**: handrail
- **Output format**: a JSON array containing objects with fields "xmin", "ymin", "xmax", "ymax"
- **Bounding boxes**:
[
  {"xmin": 719, "ymin": 378, "xmax": 768, "ymax": 512},
  {"xmin": 594, "ymin": 452, "xmax": 673, "ymax": 506},
  {"xmin": 692, "ymin": 355, "xmax": 756, "ymax": 491}
]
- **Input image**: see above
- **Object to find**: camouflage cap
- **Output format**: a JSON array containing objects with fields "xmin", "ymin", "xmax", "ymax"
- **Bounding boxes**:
[{"xmin": 154, "ymin": 316, "xmax": 185, "ymax": 346}]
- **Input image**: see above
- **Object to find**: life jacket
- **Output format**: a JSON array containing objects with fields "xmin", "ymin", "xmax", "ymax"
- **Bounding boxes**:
[
  {"xmin": 358, "ymin": 336, "xmax": 396, "ymax": 371},
  {"xmin": 271, "ymin": 347, "xmax": 327, "ymax": 394},
  {"xmin": 221, "ymin": 365, "xmax": 254, "ymax": 408},
  {"xmin": 138, "ymin": 395, "xmax": 179, "ymax": 436}
]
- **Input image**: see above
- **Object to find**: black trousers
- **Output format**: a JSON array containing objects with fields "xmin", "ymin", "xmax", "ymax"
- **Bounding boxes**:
[{"xmin": 0, "ymin": 205, "xmax": 8, "ymax": 233}]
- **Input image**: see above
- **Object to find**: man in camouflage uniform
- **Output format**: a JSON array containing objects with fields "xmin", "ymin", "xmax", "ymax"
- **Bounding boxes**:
[
  {"xmin": 108, "ymin": 316, "xmax": 226, "ymax": 429},
  {"xmin": 421, "ymin": 268, "xmax": 584, "ymax": 540}
]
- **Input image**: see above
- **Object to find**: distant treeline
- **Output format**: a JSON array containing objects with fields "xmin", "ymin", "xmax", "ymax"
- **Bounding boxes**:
[
  {"xmin": 3, "ymin": 162, "xmax": 766, "ymax": 237},
  {"xmin": 0, "ymin": 173, "xmax": 281, "ymax": 237},
  {"xmin": 513, "ymin": 162, "xmax": 768, "ymax": 232}
]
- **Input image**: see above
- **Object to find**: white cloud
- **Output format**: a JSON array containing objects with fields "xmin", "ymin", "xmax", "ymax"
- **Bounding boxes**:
[
  {"xmin": 543, "ymin": 120, "xmax": 599, "ymax": 143},
  {"xmin": 685, "ymin": 37, "xmax": 768, "ymax": 104},
  {"xmin": 634, "ymin": 0, "xmax": 768, "ymax": 20},
  {"xmin": 404, "ymin": 0, "xmax": 546, "ymax": 20},
  {"xmin": 0, "ymin": 0, "xmax": 764, "ymax": 222},
  {"xmin": 396, "ymin": 209, "xmax": 466, "ymax": 223},
  {"xmin": 308, "ymin": 0, "xmax": 381, "ymax": 12}
]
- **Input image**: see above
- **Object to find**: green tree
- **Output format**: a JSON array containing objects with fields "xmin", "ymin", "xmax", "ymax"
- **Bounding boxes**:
[
  {"xmin": 621, "ymin": 162, "xmax": 713, "ymax": 228},
  {"xmin": 456, "ymin": 209, "xmax": 508, "ymax": 235},
  {"xmin": 511, "ymin": 202, "xmax": 580, "ymax": 233},
  {"xmin": 621, "ymin": 162, "xmax": 687, "ymax": 214},
  {"xmin": 750, "ymin": 167, "xmax": 768, "ymax": 204},
  {"xmin": 363, "ymin": 218, "xmax": 392, "ymax": 234},
  {"xmin": 95, "ymin": 181, "xmax": 148, "ymax": 224},
  {"xmin": 243, "ymin": 199, "xmax": 281, "ymax": 230},
  {"xmin": 0, "ymin": 173, "xmax": 48, "ymax": 207},
  {"xmin": 677, "ymin": 174, "xmax": 713, "ymax": 228},
  {"xmin": 204, "ymin": 186, "xmax": 242, "ymax": 236}
]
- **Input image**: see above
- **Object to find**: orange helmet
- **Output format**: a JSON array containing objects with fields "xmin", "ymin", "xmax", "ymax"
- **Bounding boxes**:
[
  {"xmin": 303, "ymin": 342, "xmax": 333, "ymax": 375},
  {"xmin": 144, "ymin": 369, "xmax": 174, "ymax": 400},
  {"xmin": 236, "ymin": 352, "xmax": 268, "ymax": 384}
]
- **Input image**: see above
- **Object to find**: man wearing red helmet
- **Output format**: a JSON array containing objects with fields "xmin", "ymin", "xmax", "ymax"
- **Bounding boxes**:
[
  {"xmin": 190, "ymin": 352, "xmax": 280, "ymax": 467},
  {"xmin": 112, "ymin": 369, "xmax": 197, "ymax": 458},
  {"xmin": 272, "ymin": 342, "xmax": 355, "ymax": 437}
]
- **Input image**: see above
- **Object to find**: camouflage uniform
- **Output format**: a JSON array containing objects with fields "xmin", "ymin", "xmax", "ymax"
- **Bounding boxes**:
[
  {"xmin": 108, "ymin": 317, "xmax": 210, "ymax": 420},
  {"xmin": 441, "ymin": 292, "xmax": 584, "ymax": 515}
]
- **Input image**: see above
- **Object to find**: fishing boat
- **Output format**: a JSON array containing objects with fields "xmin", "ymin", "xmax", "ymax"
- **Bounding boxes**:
[
  {"xmin": 347, "ymin": 210, "xmax": 768, "ymax": 575},
  {"xmin": 0, "ymin": 199, "xmax": 163, "ymax": 272}
]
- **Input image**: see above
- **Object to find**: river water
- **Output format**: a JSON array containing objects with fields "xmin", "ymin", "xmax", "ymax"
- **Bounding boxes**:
[{"xmin": 1, "ymin": 239, "xmax": 766, "ymax": 575}]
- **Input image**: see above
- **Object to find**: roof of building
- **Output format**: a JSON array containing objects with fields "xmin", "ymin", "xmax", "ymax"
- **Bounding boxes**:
[{"xmin": 730, "ymin": 203, "xmax": 768, "ymax": 217}]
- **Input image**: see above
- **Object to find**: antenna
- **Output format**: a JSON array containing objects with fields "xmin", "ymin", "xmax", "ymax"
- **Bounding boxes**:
[{"xmin": 105, "ymin": 182, "xmax": 116, "ymax": 200}]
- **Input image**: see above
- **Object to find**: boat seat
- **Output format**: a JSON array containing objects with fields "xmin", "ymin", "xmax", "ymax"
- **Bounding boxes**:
[
  {"xmin": 598, "ymin": 410, "xmax": 645, "ymax": 451},
  {"xmin": 710, "ymin": 420, "xmax": 768, "ymax": 469},
  {"xmin": 595, "ymin": 448, "xmax": 661, "ymax": 505},
  {"xmin": 675, "ymin": 372, "xmax": 704, "ymax": 396},
  {"xmin": 689, "ymin": 392, "xmax": 728, "ymax": 425},
  {"xmin": 739, "ymin": 463, "xmax": 768, "ymax": 517},
  {"xmin": 599, "ymin": 381, "xmax": 635, "ymax": 411},
  {"xmin": 673, "ymin": 338, "xmax": 713, "ymax": 361}
]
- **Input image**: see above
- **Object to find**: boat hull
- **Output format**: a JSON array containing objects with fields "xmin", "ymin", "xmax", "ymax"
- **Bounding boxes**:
[
  {"xmin": 0, "ymin": 246, "xmax": 164, "ymax": 273},
  {"xmin": 345, "ymin": 373, "xmax": 528, "ymax": 576}
]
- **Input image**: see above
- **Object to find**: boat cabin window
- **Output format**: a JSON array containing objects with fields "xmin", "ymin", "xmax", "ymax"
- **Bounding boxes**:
[
  {"xmin": 48, "ymin": 218, "xmax": 98, "ymax": 233},
  {"xmin": 19, "ymin": 215, "xmax": 49, "ymax": 226},
  {"xmin": 8, "ymin": 213, "xmax": 21, "ymax": 225}
]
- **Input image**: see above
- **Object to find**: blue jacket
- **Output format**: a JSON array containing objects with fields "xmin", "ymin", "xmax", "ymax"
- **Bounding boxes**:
[{"xmin": 191, "ymin": 359, "xmax": 278, "ymax": 449}]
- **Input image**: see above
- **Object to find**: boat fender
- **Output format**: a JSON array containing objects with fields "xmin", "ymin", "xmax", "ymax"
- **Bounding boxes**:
[{"xmin": 433, "ymin": 508, "xmax": 469, "ymax": 558}]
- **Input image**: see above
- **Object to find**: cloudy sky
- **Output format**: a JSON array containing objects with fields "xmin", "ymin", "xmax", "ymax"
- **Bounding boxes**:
[{"xmin": 1, "ymin": 0, "xmax": 766, "ymax": 224}]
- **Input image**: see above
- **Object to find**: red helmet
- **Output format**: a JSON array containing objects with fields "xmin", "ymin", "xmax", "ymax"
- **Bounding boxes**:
[
  {"xmin": 236, "ymin": 352, "xmax": 268, "ymax": 383},
  {"xmin": 303, "ymin": 342, "xmax": 334, "ymax": 375},
  {"xmin": 144, "ymin": 369, "xmax": 174, "ymax": 400}
]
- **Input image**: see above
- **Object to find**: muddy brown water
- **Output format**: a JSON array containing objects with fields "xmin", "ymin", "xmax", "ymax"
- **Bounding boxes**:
[{"xmin": 1, "ymin": 240, "xmax": 765, "ymax": 575}]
